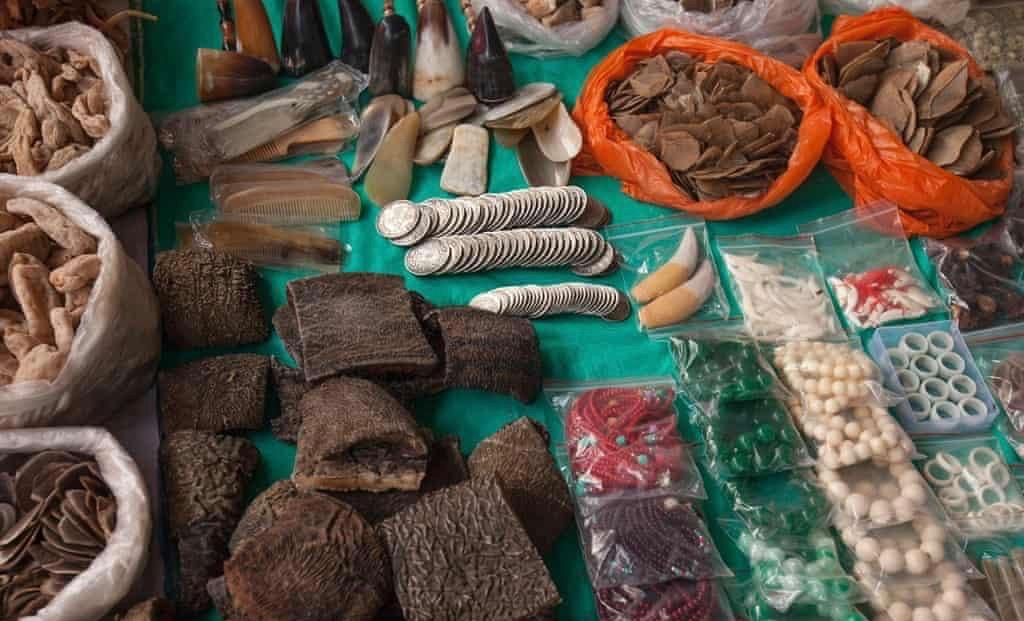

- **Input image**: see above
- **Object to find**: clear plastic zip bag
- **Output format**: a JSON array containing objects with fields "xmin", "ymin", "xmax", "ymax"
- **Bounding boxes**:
[
  {"xmin": 620, "ymin": 0, "xmax": 822, "ymax": 67},
  {"xmin": 693, "ymin": 395, "xmax": 812, "ymax": 479},
  {"xmin": 718, "ymin": 234, "xmax": 844, "ymax": 342},
  {"xmin": 916, "ymin": 434, "xmax": 1024, "ymax": 538},
  {"xmin": 725, "ymin": 574, "xmax": 869, "ymax": 621},
  {"xmin": 177, "ymin": 211, "xmax": 347, "ymax": 273},
  {"xmin": 576, "ymin": 492, "xmax": 731, "ymax": 589},
  {"xmin": 798, "ymin": 203, "xmax": 942, "ymax": 331},
  {"xmin": 548, "ymin": 377, "xmax": 706, "ymax": 500},
  {"xmin": 772, "ymin": 340, "xmax": 899, "ymax": 415},
  {"xmin": 156, "ymin": 61, "xmax": 365, "ymax": 184},
  {"xmin": 818, "ymin": 459, "xmax": 946, "ymax": 532},
  {"xmin": 788, "ymin": 400, "xmax": 918, "ymax": 471},
  {"xmin": 965, "ymin": 323, "xmax": 1024, "ymax": 437},
  {"xmin": 669, "ymin": 331, "xmax": 783, "ymax": 405},
  {"xmin": 719, "ymin": 469, "xmax": 834, "ymax": 539},
  {"xmin": 596, "ymin": 577, "xmax": 736, "ymax": 621},
  {"xmin": 972, "ymin": 537, "xmax": 1024, "ymax": 621},
  {"xmin": 862, "ymin": 558, "xmax": 996, "ymax": 621},
  {"xmin": 606, "ymin": 215, "xmax": 730, "ymax": 335}
]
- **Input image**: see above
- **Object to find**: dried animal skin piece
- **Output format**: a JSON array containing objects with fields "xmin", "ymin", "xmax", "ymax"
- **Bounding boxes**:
[
  {"xmin": 223, "ymin": 496, "xmax": 389, "ymax": 621},
  {"xmin": 269, "ymin": 357, "xmax": 310, "ymax": 443},
  {"xmin": 294, "ymin": 376, "xmax": 430, "ymax": 492},
  {"xmin": 14, "ymin": 307, "xmax": 73, "ymax": 382},
  {"xmin": 379, "ymin": 476, "xmax": 561, "ymax": 621},
  {"xmin": 0, "ymin": 224, "xmax": 51, "ymax": 287},
  {"xmin": 334, "ymin": 435, "xmax": 469, "ymax": 524},
  {"xmin": 48, "ymin": 253, "xmax": 99, "ymax": 293},
  {"xmin": 228, "ymin": 480, "xmax": 330, "ymax": 552},
  {"xmin": 431, "ymin": 306, "xmax": 542, "ymax": 403},
  {"xmin": 286, "ymin": 273, "xmax": 438, "ymax": 381},
  {"xmin": 114, "ymin": 597, "xmax": 175, "ymax": 621},
  {"xmin": 158, "ymin": 354, "xmax": 270, "ymax": 433},
  {"xmin": 468, "ymin": 417, "xmax": 572, "ymax": 555},
  {"xmin": 153, "ymin": 250, "xmax": 269, "ymax": 350},
  {"xmin": 10, "ymin": 256, "xmax": 62, "ymax": 345},
  {"xmin": 271, "ymin": 303, "xmax": 303, "ymax": 366},
  {"xmin": 161, "ymin": 431, "xmax": 260, "ymax": 614}
]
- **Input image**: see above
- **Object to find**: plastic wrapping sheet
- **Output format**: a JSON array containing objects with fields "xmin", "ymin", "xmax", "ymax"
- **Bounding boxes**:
[{"xmin": 472, "ymin": 0, "xmax": 620, "ymax": 56}]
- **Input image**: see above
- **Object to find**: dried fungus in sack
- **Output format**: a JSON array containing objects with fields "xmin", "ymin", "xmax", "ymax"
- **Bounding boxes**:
[
  {"xmin": 468, "ymin": 417, "xmax": 573, "ymax": 555},
  {"xmin": 158, "ymin": 354, "xmax": 270, "ymax": 433},
  {"xmin": 379, "ymin": 476, "xmax": 561, "ymax": 621},
  {"xmin": 431, "ymin": 306, "xmax": 542, "ymax": 403},
  {"xmin": 286, "ymin": 273, "xmax": 438, "ymax": 382},
  {"xmin": 0, "ymin": 450, "xmax": 118, "ymax": 620},
  {"xmin": 817, "ymin": 37, "xmax": 1015, "ymax": 181},
  {"xmin": 114, "ymin": 597, "xmax": 175, "ymax": 621},
  {"xmin": 293, "ymin": 377, "xmax": 430, "ymax": 492},
  {"xmin": 271, "ymin": 303, "xmax": 303, "ymax": 366},
  {"xmin": 223, "ymin": 495, "xmax": 389, "ymax": 621},
  {"xmin": 161, "ymin": 431, "xmax": 260, "ymax": 614},
  {"xmin": 270, "ymin": 357, "xmax": 311, "ymax": 443},
  {"xmin": 334, "ymin": 435, "xmax": 469, "ymax": 524},
  {"xmin": 606, "ymin": 54, "xmax": 802, "ymax": 201},
  {"xmin": 153, "ymin": 250, "xmax": 269, "ymax": 350}
]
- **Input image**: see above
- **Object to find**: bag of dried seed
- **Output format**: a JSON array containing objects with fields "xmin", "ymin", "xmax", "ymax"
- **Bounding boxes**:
[
  {"xmin": 571, "ymin": 29, "xmax": 831, "ymax": 220},
  {"xmin": 620, "ymin": 0, "xmax": 822, "ymax": 67},
  {"xmin": 0, "ymin": 23, "xmax": 160, "ymax": 219},
  {"xmin": 804, "ymin": 8, "xmax": 1015, "ymax": 238},
  {"xmin": 0, "ymin": 177, "xmax": 161, "ymax": 429},
  {"xmin": 0, "ymin": 426, "xmax": 151, "ymax": 621},
  {"xmin": 472, "ymin": 0, "xmax": 620, "ymax": 56}
]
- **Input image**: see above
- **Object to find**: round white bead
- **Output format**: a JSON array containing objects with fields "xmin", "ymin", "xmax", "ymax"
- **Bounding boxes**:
[
  {"xmin": 941, "ymin": 588, "xmax": 966, "ymax": 609},
  {"xmin": 879, "ymin": 548, "xmax": 905, "ymax": 573},
  {"xmin": 846, "ymin": 493, "xmax": 869, "ymax": 516},
  {"xmin": 856, "ymin": 537, "xmax": 880, "ymax": 562},
  {"xmin": 921, "ymin": 540, "xmax": 945, "ymax": 563},
  {"xmin": 905, "ymin": 549, "xmax": 930, "ymax": 575},
  {"xmin": 888, "ymin": 602, "xmax": 912, "ymax": 621}
]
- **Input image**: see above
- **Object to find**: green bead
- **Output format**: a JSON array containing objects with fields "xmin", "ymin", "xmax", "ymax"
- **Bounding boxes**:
[
  {"xmin": 806, "ymin": 579, "xmax": 828, "ymax": 601},
  {"xmin": 730, "ymin": 452, "xmax": 752, "ymax": 473},
  {"xmin": 828, "ymin": 579, "xmax": 852, "ymax": 597},
  {"xmin": 775, "ymin": 444, "xmax": 793, "ymax": 465},
  {"xmin": 755, "ymin": 425, "xmax": 777, "ymax": 444},
  {"xmin": 779, "ymin": 427, "xmax": 798, "ymax": 444},
  {"xmin": 737, "ymin": 432, "xmax": 757, "ymax": 452},
  {"xmin": 615, "ymin": 435, "xmax": 627, "ymax": 446},
  {"xmin": 636, "ymin": 454, "xmax": 650, "ymax": 465}
]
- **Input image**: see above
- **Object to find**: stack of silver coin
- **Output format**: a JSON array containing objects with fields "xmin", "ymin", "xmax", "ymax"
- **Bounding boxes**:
[
  {"xmin": 404, "ymin": 228, "xmax": 617, "ymax": 277},
  {"xmin": 376, "ymin": 186, "xmax": 608, "ymax": 247},
  {"xmin": 469, "ymin": 283, "xmax": 630, "ymax": 321}
]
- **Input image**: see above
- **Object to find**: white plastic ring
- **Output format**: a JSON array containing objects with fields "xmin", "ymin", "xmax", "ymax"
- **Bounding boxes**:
[
  {"xmin": 927, "ymin": 331, "xmax": 955, "ymax": 356},
  {"xmin": 930, "ymin": 401, "xmax": 961, "ymax": 424},
  {"xmin": 921, "ymin": 378, "xmax": 951, "ymax": 402},
  {"xmin": 959, "ymin": 397, "xmax": 988, "ymax": 420},
  {"xmin": 936, "ymin": 452, "xmax": 964, "ymax": 475},
  {"xmin": 948, "ymin": 375, "xmax": 977, "ymax": 403},
  {"xmin": 907, "ymin": 394, "xmax": 932, "ymax": 421},
  {"xmin": 978, "ymin": 484, "xmax": 1008, "ymax": 507},
  {"xmin": 987, "ymin": 462, "xmax": 1012, "ymax": 489},
  {"xmin": 938, "ymin": 486, "xmax": 970, "ymax": 514},
  {"xmin": 900, "ymin": 333, "xmax": 930, "ymax": 356},
  {"xmin": 969, "ymin": 447, "xmax": 1000, "ymax": 473},
  {"xmin": 937, "ymin": 352, "xmax": 966, "ymax": 379},
  {"xmin": 911, "ymin": 355, "xmax": 940, "ymax": 380},
  {"xmin": 888, "ymin": 348, "xmax": 910, "ymax": 370},
  {"xmin": 924, "ymin": 459, "xmax": 958, "ymax": 487},
  {"xmin": 897, "ymin": 370, "xmax": 921, "ymax": 392}
]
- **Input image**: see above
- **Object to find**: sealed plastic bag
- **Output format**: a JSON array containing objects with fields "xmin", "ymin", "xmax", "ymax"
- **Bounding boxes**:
[
  {"xmin": 571, "ymin": 29, "xmax": 831, "ymax": 220},
  {"xmin": 729, "ymin": 575, "xmax": 869, "ymax": 621},
  {"xmin": 596, "ymin": 578, "xmax": 735, "ymax": 621},
  {"xmin": 577, "ymin": 493, "xmax": 730, "ymax": 588},
  {"xmin": 694, "ymin": 396, "xmax": 812, "ymax": 478},
  {"xmin": 720, "ymin": 469, "xmax": 833, "ymax": 539},
  {"xmin": 973, "ymin": 540, "xmax": 1024, "ymax": 621},
  {"xmin": 472, "ymin": 0, "xmax": 619, "ymax": 56},
  {"xmin": 549, "ymin": 378, "xmax": 706, "ymax": 499},
  {"xmin": 157, "ymin": 61, "xmax": 365, "ymax": 184},
  {"xmin": 799, "ymin": 203, "xmax": 942, "ymax": 330},
  {"xmin": 0, "ymin": 426, "xmax": 151, "ymax": 621},
  {"xmin": 789, "ymin": 400, "xmax": 916, "ymax": 470},
  {"xmin": 773, "ymin": 340, "xmax": 895, "ymax": 414},
  {"xmin": 804, "ymin": 8, "xmax": 1013, "ymax": 238},
  {"xmin": 719, "ymin": 235, "xmax": 844, "ymax": 341},
  {"xmin": 0, "ymin": 177, "xmax": 159, "ymax": 429},
  {"xmin": 1, "ymin": 23, "xmax": 159, "ymax": 218},
  {"xmin": 670, "ymin": 334, "xmax": 780, "ymax": 404},
  {"xmin": 925, "ymin": 236, "xmax": 1024, "ymax": 332},
  {"xmin": 605, "ymin": 215, "xmax": 729, "ymax": 334},
  {"xmin": 917, "ymin": 435, "xmax": 1024, "ymax": 537},
  {"xmin": 865, "ymin": 568, "xmax": 998, "ymax": 621},
  {"xmin": 621, "ymin": 0, "xmax": 822, "ymax": 67},
  {"xmin": 965, "ymin": 324, "xmax": 1024, "ymax": 436},
  {"xmin": 819, "ymin": 459, "xmax": 942, "ymax": 531}
]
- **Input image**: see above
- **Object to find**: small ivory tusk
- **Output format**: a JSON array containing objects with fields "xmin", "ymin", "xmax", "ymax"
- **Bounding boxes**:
[
  {"xmin": 632, "ymin": 227, "xmax": 699, "ymax": 304},
  {"xmin": 638, "ymin": 259, "xmax": 715, "ymax": 329}
]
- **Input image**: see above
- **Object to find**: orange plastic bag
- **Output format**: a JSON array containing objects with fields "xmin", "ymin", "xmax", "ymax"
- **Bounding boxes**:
[
  {"xmin": 804, "ymin": 8, "xmax": 1012, "ymax": 238},
  {"xmin": 571, "ymin": 29, "xmax": 831, "ymax": 220}
]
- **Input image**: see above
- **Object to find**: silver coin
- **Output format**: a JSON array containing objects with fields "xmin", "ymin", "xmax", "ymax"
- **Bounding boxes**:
[
  {"xmin": 572, "ymin": 242, "xmax": 617, "ymax": 277},
  {"xmin": 405, "ymin": 240, "xmax": 450, "ymax": 276},
  {"xmin": 391, "ymin": 209, "xmax": 432, "ymax": 247},
  {"xmin": 376, "ymin": 201, "xmax": 421, "ymax": 239}
]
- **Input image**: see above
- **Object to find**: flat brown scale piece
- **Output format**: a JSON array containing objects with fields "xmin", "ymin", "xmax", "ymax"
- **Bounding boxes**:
[
  {"xmin": 271, "ymin": 304, "xmax": 303, "ymax": 367},
  {"xmin": 229, "ymin": 480, "xmax": 329, "ymax": 553},
  {"xmin": 224, "ymin": 496, "xmax": 389, "ymax": 621},
  {"xmin": 160, "ymin": 431, "xmax": 260, "ymax": 614},
  {"xmin": 286, "ymin": 273, "xmax": 439, "ymax": 382},
  {"xmin": 158, "ymin": 354, "xmax": 270, "ymax": 433},
  {"xmin": 293, "ymin": 377, "xmax": 429, "ymax": 492},
  {"xmin": 269, "ymin": 357, "xmax": 313, "ymax": 443},
  {"xmin": 468, "ymin": 418, "xmax": 573, "ymax": 555},
  {"xmin": 114, "ymin": 597, "xmax": 175, "ymax": 621},
  {"xmin": 333, "ymin": 435, "xmax": 469, "ymax": 524},
  {"xmin": 430, "ymin": 307, "xmax": 542, "ymax": 403},
  {"xmin": 379, "ymin": 476, "xmax": 561, "ymax": 621},
  {"xmin": 153, "ymin": 250, "xmax": 269, "ymax": 350}
]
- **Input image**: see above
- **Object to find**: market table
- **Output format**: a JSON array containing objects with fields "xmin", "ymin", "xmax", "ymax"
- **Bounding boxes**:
[{"xmin": 138, "ymin": 3, "xmax": 931, "ymax": 619}]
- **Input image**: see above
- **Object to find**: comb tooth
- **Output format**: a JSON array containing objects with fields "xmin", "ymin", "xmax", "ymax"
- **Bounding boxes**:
[
  {"xmin": 232, "ymin": 139, "xmax": 290, "ymax": 163},
  {"xmin": 228, "ymin": 197, "xmax": 360, "ymax": 225}
]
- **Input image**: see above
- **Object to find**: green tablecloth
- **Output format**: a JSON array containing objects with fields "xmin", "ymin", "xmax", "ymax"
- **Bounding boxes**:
[{"xmin": 141, "ymin": 3, "xmax": 860, "ymax": 619}]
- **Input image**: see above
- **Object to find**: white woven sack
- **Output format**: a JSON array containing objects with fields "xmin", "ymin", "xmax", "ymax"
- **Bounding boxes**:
[
  {"xmin": 819, "ymin": 0, "xmax": 969, "ymax": 26},
  {"xmin": 1, "ymin": 426, "xmax": 150, "ymax": 621},
  {"xmin": 473, "ymin": 0, "xmax": 621, "ymax": 56},
  {"xmin": 621, "ymin": 0, "xmax": 822, "ymax": 67},
  {"xmin": 1, "ymin": 23, "xmax": 159, "ymax": 218},
  {"xmin": 0, "ymin": 176, "xmax": 160, "ymax": 429}
]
